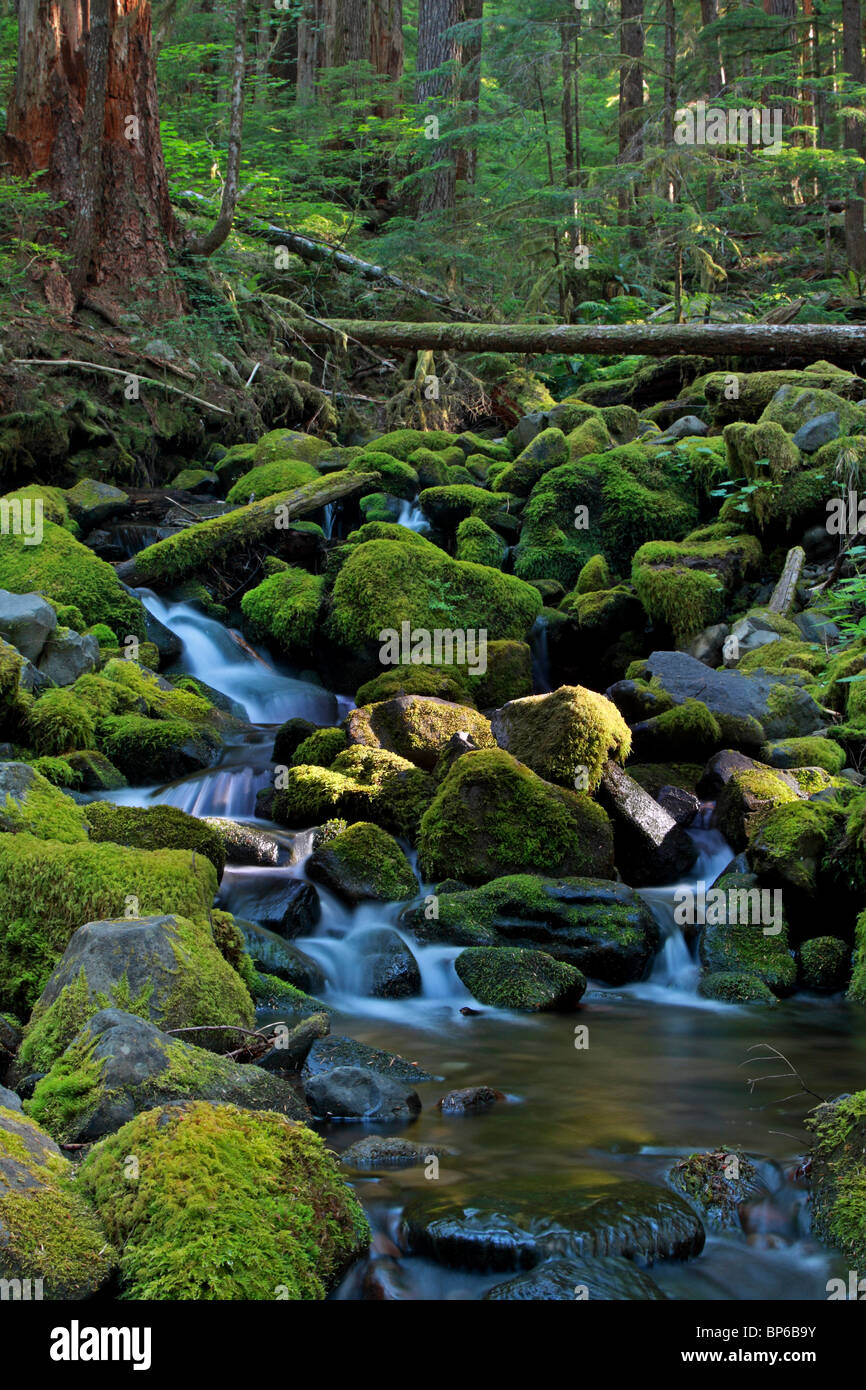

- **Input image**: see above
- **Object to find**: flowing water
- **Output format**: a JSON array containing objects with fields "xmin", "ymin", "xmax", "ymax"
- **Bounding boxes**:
[{"xmin": 113, "ymin": 591, "xmax": 864, "ymax": 1301}]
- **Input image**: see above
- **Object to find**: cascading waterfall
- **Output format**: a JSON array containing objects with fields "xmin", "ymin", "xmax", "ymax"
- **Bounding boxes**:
[
  {"xmin": 396, "ymin": 498, "xmax": 428, "ymax": 532},
  {"xmin": 529, "ymin": 614, "xmax": 552, "ymax": 693}
]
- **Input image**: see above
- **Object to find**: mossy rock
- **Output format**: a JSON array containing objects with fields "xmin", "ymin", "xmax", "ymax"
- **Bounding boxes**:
[
  {"xmin": 241, "ymin": 566, "xmax": 325, "ymax": 656},
  {"xmin": 698, "ymin": 871, "xmax": 796, "ymax": 995},
  {"xmin": 715, "ymin": 767, "xmax": 801, "ymax": 851},
  {"xmin": 0, "ymin": 519, "xmax": 145, "ymax": 638},
  {"xmin": 254, "ymin": 428, "xmax": 334, "ymax": 466},
  {"xmin": 0, "ymin": 1106, "xmax": 114, "ymax": 1298},
  {"xmin": 64, "ymin": 748, "xmax": 127, "ymax": 791},
  {"xmin": 469, "ymin": 640, "xmax": 533, "ymax": 707},
  {"xmin": 308, "ymin": 822, "xmax": 416, "ymax": 904},
  {"xmin": 632, "ymin": 532, "xmax": 762, "ymax": 645},
  {"xmin": 273, "ymin": 746, "xmax": 435, "ymax": 843},
  {"xmin": 799, "ymin": 936, "xmax": 850, "ymax": 992},
  {"xmin": 847, "ymin": 909, "xmax": 866, "ymax": 1004},
  {"xmin": 746, "ymin": 797, "xmax": 846, "ymax": 897},
  {"xmin": 355, "ymin": 664, "xmax": 474, "ymax": 708},
  {"xmin": 82, "ymin": 802, "xmax": 226, "ymax": 878},
  {"xmin": 806, "ymin": 1092, "xmax": 866, "ymax": 1264},
  {"xmin": 345, "ymin": 694, "xmax": 495, "ymax": 771},
  {"xmin": 698, "ymin": 364, "xmax": 865, "ymax": 425},
  {"xmin": 227, "ymin": 458, "xmax": 319, "ymax": 504},
  {"xmin": 18, "ymin": 910, "xmax": 254, "ymax": 1074},
  {"xmin": 0, "ymin": 834, "xmax": 221, "ymax": 1019},
  {"xmin": 417, "ymin": 748, "xmax": 614, "ymax": 884},
  {"xmin": 759, "ymin": 384, "xmax": 866, "ymax": 437},
  {"xmin": 575, "ymin": 554, "xmax": 611, "ymax": 594},
  {"xmin": 367, "ymin": 428, "xmax": 460, "ymax": 460},
  {"xmin": 289, "ymin": 726, "xmax": 347, "ymax": 768},
  {"xmin": 455, "ymin": 515, "xmax": 508, "ymax": 568},
  {"xmin": 668, "ymin": 1149, "xmax": 762, "ymax": 1230},
  {"xmin": 78, "ymin": 1101, "xmax": 369, "ymax": 1299},
  {"xmin": 630, "ymin": 699, "xmax": 721, "ymax": 762},
  {"xmin": 0, "ymin": 762, "xmax": 89, "ymax": 843},
  {"xmin": 98, "ymin": 713, "xmax": 221, "ymax": 783},
  {"xmin": 454, "ymin": 946, "xmax": 586, "ymax": 1011},
  {"xmin": 27, "ymin": 1008, "xmax": 307, "ymax": 1144},
  {"xmin": 697, "ymin": 970, "xmax": 776, "ymax": 1003},
  {"xmin": 492, "ymin": 427, "xmax": 570, "ymax": 495},
  {"xmin": 489, "ymin": 685, "xmax": 631, "ymax": 792}
]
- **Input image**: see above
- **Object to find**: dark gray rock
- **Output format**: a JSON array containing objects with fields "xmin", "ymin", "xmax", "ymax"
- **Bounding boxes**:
[
  {"xmin": 256, "ymin": 1011, "xmax": 330, "ymax": 1072},
  {"xmin": 437, "ymin": 1086, "xmax": 506, "ymax": 1115},
  {"xmin": 353, "ymin": 926, "xmax": 422, "ymax": 999},
  {"xmin": 219, "ymin": 873, "xmax": 321, "ymax": 937},
  {"xmin": 304, "ymin": 1065, "xmax": 421, "ymax": 1121},
  {"xmin": 644, "ymin": 650, "xmax": 824, "ymax": 738},
  {"xmin": 0, "ymin": 1084, "xmax": 22, "ymax": 1112},
  {"xmin": 697, "ymin": 749, "xmax": 759, "ymax": 798},
  {"xmin": 657, "ymin": 784, "xmax": 702, "ymax": 825},
  {"xmin": 599, "ymin": 760, "xmax": 698, "ymax": 886},
  {"xmin": 237, "ymin": 919, "xmax": 325, "ymax": 992},
  {"xmin": 657, "ymin": 414, "xmax": 708, "ymax": 440},
  {"xmin": 0, "ymin": 589, "xmax": 56, "ymax": 661},
  {"xmin": 340, "ymin": 1136, "xmax": 449, "ymax": 1169},
  {"xmin": 483, "ymin": 1255, "xmax": 666, "ymax": 1300},
  {"xmin": 203, "ymin": 817, "xmax": 283, "ymax": 866},
  {"xmin": 64, "ymin": 480, "xmax": 131, "ymax": 529},
  {"xmin": 792, "ymin": 412, "xmax": 841, "ymax": 453},
  {"xmin": 37, "ymin": 628, "xmax": 100, "ymax": 685},
  {"xmin": 302, "ymin": 1035, "xmax": 437, "ymax": 1083}
]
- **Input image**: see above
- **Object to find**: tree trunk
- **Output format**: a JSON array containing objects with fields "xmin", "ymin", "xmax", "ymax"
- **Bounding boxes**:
[
  {"xmin": 416, "ymin": 0, "xmax": 462, "ymax": 213},
  {"xmin": 370, "ymin": 0, "xmax": 404, "ymax": 83},
  {"xmin": 299, "ymin": 317, "xmax": 866, "ymax": 361},
  {"xmin": 296, "ymin": 0, "xmax": 321, "ymax": 101},
  {"xmin": 618, "ymin": 0, "xmax": 644, "ymax": 232},
  {"xmin": 842, "ymin": 0, "xmax": 866, "ymax": 273},
  {"xmin": 4, "ymin": 0, "xmax": 179, "ymax": 310},
  {"xmin": 455, "ymin": 0, "xmax": 483, "ymax": 186},
  {"xmin": 186, "ymin": 0, "xmax": 248, "ymax": 257}
]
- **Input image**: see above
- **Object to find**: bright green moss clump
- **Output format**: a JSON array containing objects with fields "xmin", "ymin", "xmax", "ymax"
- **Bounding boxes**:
[
  {"xmin": 0, "ymin": 1106, "xmax": 115, "ymax": 1297},
  {"xmin": 226, "ymin": 458, "xmax": 319, "ymax": 504},
  {"xmin": 241, "ymin": 567, "xmax": 325, "ymax": 654},
  {"xmin": 308, "ymin": 821, "xmax": 417, "ymax": 901},
  {"xmin": 0, "ymin": 520, "xmax": 145, "ymax": 636},
  {"xmin": 632, "ymin": 533, "xmax": 762, "ymax": 644},
  {"xmin": 290, "ymin": 726, "xmax": 348, "ymax": 768},
  {"xmin": 454, "ymin": 946, "xmax": 586, "ymax": 1011},
  {"xmin": 806, "ymin": 1090, "xmax": 866, "ymax": 1263},
  {"xmin": 78, "ymin": 1101, "xmax": 370, "ymax": 1299},
  {"xmin": 27, "ymin": 688, "xmax": 96, "ymax": 754},
  {"xmin": 455, "ymin": 515, "xmax": 507, "ymax": 568},
  {"xmin": 490, "ymin": 685, "xmax": 630, "ymax": 791},
  {"xmin": 575, "ymin": 554, "xmax": 611, "ymax": 594},
  {"xmin": 82, "ymin": 802, "xmax": 226, "ymax": 878},
  {"xmin": 0, "ymin": 764, "xmax": 89, "ymax": 843},
  {"xmin": 355, "ymin": 664, "xmax": 474, "ymax": 708},
  {"xmin": 274, "ymin": 746, "xmax": 435, "ymax": 842},
  {"xmin": 762, "ymin": 737, "xmax": 846, "ymax": 774}
]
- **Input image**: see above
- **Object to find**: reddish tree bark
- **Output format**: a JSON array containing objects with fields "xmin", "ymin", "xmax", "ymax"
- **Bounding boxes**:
[{"xmin": 4, "ymin": 0, "xmax": 179, "ymax": 311}]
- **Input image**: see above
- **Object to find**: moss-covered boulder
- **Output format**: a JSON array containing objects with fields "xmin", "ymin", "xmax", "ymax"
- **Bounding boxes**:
[
  {"xmin": 27, "ymin": 1008, "xmax": 306, "ymax": 1143},
  {"xmin": 697, "ymin": 970, "xmax": 776, "ymax": 1003},
  {"xmin": 455, "ymin": 515, "xmax": 509, "ymax": 568},
  {"xmin": 78, "ymin": 1101, "xmax": 369, "ymax": 1299},
  {"xmin": 345, "ymin": 694, "xmax": 495, "ymax": 771},
  {"xmin": 632, "ymin": 532, "xmax": 762, "ymax": 645},
  {"xmin": 799, "ymin": 937, "xmax": 850, "ymax": 992},
  {"xmin": 82, "ymin": 802, "xmax": 226, "ymax": 879},
  {"xmin": 418, "ymin": 748, "xmax": 614, "ymax": 883},
  {"xmin": 848, "ymin": 909, "xmax": 866, "ymax": 1003},
  {"xmin": 241, "ymin": 566, "xmax": 325, "ymax": 656},
  {"xmin": 454, "ymin": 946, "xmax": 586, "ymax": 1011},
  {"xmin": 289, "ymin": 726, "xmax": 347, "ymax": 768},
  {"xmin": 226, "ymin": 458, "xmax": 319, "ymax": 504},
  {"xmin": 402, "ymin": 874, "xmax": 659, "ymax": 984},
  {"xmin": 0, "ymin": 519, "xmax": 145, "ymax": 638},
  {"xmin": 491, "ymin": 427, "xmax": 570, "ymax": 495},
  {"xmin": 806, "ymin": 1092, "xmax": 866, "ymax": 1266},
  {"xmin": 714, "ymin": 767, "xmax": 802, "ymax": 851},
  {"xmin": 697, "ymin": 870, "xmax": 796, "ymax": 995},
  {"xmin": 18, "ymin": 911, "xmax": 254, "ymax": 1074},
  {"xmin": 0, "ymin": 833, "xmax": 222, "ymax": 1018},
  {"xmin": 0, "ymin": 1105, "xmax": 114, "ymax": 1298},
  {"xmin": 489, "ymin": 685, "xmax": 631, "ymax": 792},
  {"xmin": 668, "ymin": 1149, "xmax": 762, "ymax": 1230},
  {"xmin": 273, "ymin": 746, "xmax": 435, "ymax": 842},
  {"xmin": 746, "ymin": 798, "xmax": 846, "ymax": 898},
  {"xmin": 307, "ymin": 821, "xmax": 416, "ymax": 903},
  {"xmin": 0, "ymin": 762, "xmax": 89, "ymax": 842}
]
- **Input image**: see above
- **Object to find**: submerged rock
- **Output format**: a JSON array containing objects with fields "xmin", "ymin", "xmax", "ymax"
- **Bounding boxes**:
[
  {"xmin": 483, "ymin": 1255, "xmax": 667, "ymax": 1300},
  {"xmin": 401, "ymin": 1175, "xmax": 705, "ymax": 1271},
  {"xmin": 340, "ymin": 1136, "xmax": 449, "ymax": 1169},
  {"xmin": 305, "ymin": 1065, "xmax": 421, "ymax": 1122},
  {"xmin": 352, "ymin": 926, "xmax": 422, "ymax": 999},
  {"xmin": 668, "ymin": 1149, "xmax": 763, "ymax": 1230},
  {"xmin": 438, "ymin": 1086, "xmax": 506, "ymax": 1115}
]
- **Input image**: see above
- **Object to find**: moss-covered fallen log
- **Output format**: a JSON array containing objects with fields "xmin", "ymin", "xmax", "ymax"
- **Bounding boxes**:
[
  {"xmin": 124, "ymin": 470, "xmax": 379, "ymax": 586},
  {"xmin": 300, "ymin": 319, "xmax": 866, "ymax": 361}
]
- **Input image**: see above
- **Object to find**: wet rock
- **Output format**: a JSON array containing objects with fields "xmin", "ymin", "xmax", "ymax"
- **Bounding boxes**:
[
  {"xmin": 402, "ymin": 874, "xmax": 659, "ymax": 985},
  {"xmin": 0, "ymin": 589, "xmax": 56, "ymax": 661},
  {"xmin": 203, "ymin": 817, "xmax": 283, "ymax": 866},
  {"xmin": 483, "ymin": 1255, "xmax": 667, "ymax": 1300},
  {"xmin": 698, "ymin": 971, "xmax": 777, "ymax": 1003},
  {"xmin": 353, "ymin": 926, "xmax": 422, "ymax": 999},
  {"xmin": 598, "ymin": 760, "xmax": 698, "ymax": 886},
  {"xmin": 221, "ymin": 874, "xmax": 321, "ymax": 937},
  {"xmin": 698, "ymin": 868, "xmax": 796, "ymax": 995},
  {"xmin": 302, "ymin": 1035, "xmax": 437, "ymax": 1084},
  {"xmin": 308, "ymin": 821, "xmax": 417, "ymax": 904},
  {"xmin": 305, "ymin": 1065, "xmax": 422, "ymax": 1122},
  {"xmin": 141, "ymin": 603, "xmax": 182, "ymax": 662},
  {"xmin": 713, "ymin": 766, "xmax": 802, "ymax": 850},
  {"xmin": 402, "ymin": 1176, "xmax": 705, "ymax": 1272},
  {"xmin": 806, "ymin": 1093, "xmax": 866, "ymax": 1263},
  {"xmin": 340, "ymin": 1136, "xmax": 449, "ymax": 1169},
  {"xmin": 257, "ymin": 1011, "xmax": 330, "ymax": 1072},
  {"xmin": 455, "ymin": 947, "xmax": 586, "ymax": 1011},
  {"xmin": 656, "ymin": 785, "xmax": 701, "ymax": 825},
  {"xmin": 237, "ymin": 919, "xmax": 325, "ymax": 992},
  {"xmin": 65, "ymin": 750, "xmax": 127, "ymax": 791},
  {"xmin": 644, "ymin": 650, "xmax": 824, "ymax": 739},
  {"xmin": 438, "ymin": 1086, "xmax": 506, "ymax": 1115},
  {"xmin": 28, "ymin": 1009, "xmax": 308, "ymax": 1143},
  {"xmin": 64, "ymin": 479, "xmax": 131, "ymax": 529},
  {"xmin": 668, "ymin": 1149, "xmax": 763, "ymax": 1230},
  {"xmin": 604, "ymin": 678, "xmax": 674, "ymax": 723},
  {"xmin": 37, "ymin": 628, "xmax": 100, "ymax": 685},
  {"xmin": 345, "ymin": 695, "xmax": 494, "ymax": 771},
  {"xmin": 170, "ymin": 468, "xmax": 220, "ymax": 495}
]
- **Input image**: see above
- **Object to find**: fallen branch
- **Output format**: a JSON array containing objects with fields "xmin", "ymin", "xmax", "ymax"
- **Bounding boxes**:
[
  {"xmin": 299, "ymin": 319, "xmax": 866, "ymax": 361},
  {"xmin": 11, "ymin": 356, "xmax": 230, "ymax": 414},
  {"xmin": 174, "ymin": 189, "xmax": 481, "ymax": 321},
  {"xmin": 768, "ymin": 546, "xmax": 805, "ymax": 615}
]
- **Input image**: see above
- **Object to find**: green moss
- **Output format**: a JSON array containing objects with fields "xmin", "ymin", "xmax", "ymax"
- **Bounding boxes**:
[
  {"xmin": 575, "ymin": 554, "xmax": 611, "ymax": 594},
  {"xmin": 627, "ymin": 762, "xmax": 703, "ymax": 796},
  {"xmin": 83, "ymin": 622, "xmax": 117, "ymax": 647},
  {"xmin": 27, "ymin": 688, "xmax": 96, "ymax": 754},
  {"xmin": 348, "ymin": 695, "xmax": 495, "ymax": 769},
  {"xmin": 0, "ymin": 835, "xmax": 219, "ymax": 1016},
  {"xmin": 355, "ymin": 664, "xmax": 474, "ymax": 708},
  {"xmin": 799, "ymin": 936, "xmax": 850, "ymax": 991},
  {"xmin": 454, "ymin": 946, "xmax": 586, "ymax": 1011},
  {"xmin": 489, "ymin": 684, "xmax": 630, "ymax": 791},
  {"xmin": 241, "ymin": 567, "xmax": 325, "ymax": 654},
  {"xmin": 635, "ymin": 698, "xmax": 722, "ymax": 758},
  {"xmin": 227, "ymin": 458, "xmax": 319, "ymax": 504},
  {"xmin": 310, "ymin": 821, "xmax": 417, "ymax": 900},
  {"xmin": 455, "ymin": 516, "xmax": 507, "ymax": 568},
  {"xmin": 0, "ymin": 520, "xmax": 145, "ymax": 637},
  {"xmin": 0, "ymin": 1107, "xmax": 115, "ymax": 1296},
  {"xmin": 98, "ymin": 714, "xmax": 220, "ymax": 781},
  {"xmin": 78, "ymin": 1101, "xmax": 369, "ymax": 1299},
  {"xmin": 83, "ymin": 802, "xmax": 226, "ymax": 878},
  {"xmin": 468, "ymin": 640, "xmax": 533, "ymax": 707},
  {"xmin": 806, "ymin": 1090, "xmax": 866, "ymax": 1262},
  {"xmin": 273, "ymin": 746, "xmax": 436, "ymax": 843},
  {"xmin": 290, "ymin": 727, "xmax": 347, "ymax": 768},
  {"xmin": 348, "ymin": 451, "xmax": 418, "ymax": 500},
  {"xmin": 418, "ymin": 748, "xmax": 614, "ymax": 884},
  {"xmin": 1, "ymin": 766, "xmax": 89, "ymax": 843},
  {"xmin": 370, "ymin": 428, "xmax": 459, "ymax": 460},
  {"xmin": 492, "ymin": 428, "xmax": 571, "ymax": 495},
  {"xmin": 739, "ymin": 638, "xmax": 824, "ymax": 676},
  {"xmin": 698, "ymin": 872, "xmax": 796, "ymax": 995},
  {"xmin": 326, "ymin": 537, "xmax": 542, "ymax": 650},
  {"xmin": 29, "ymin": 755, "xmax": 80, "ymax": 788},
  {"xmin": 632, "ymin": 532, "xmax": 762, "ymax": 644},
  {"xmin": 715, "ymin": 769, "xmax": 800, "ymax": 850}
]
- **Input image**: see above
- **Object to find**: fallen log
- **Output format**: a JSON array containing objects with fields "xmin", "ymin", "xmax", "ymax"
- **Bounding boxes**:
[
  {"xmin": 121, "ymin": 470, "xmax": 379, "ymax": 587},
  {"xmin": 174, "ymin": 191, "xmax": 480, "ymax": 322},
  {"xmin": 768, "ymin": 546, "xmax": 805, "ymax": 615},
  {"xmin": 299, "ymin": 319, "xmax": 866, "ymax": 361}
]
